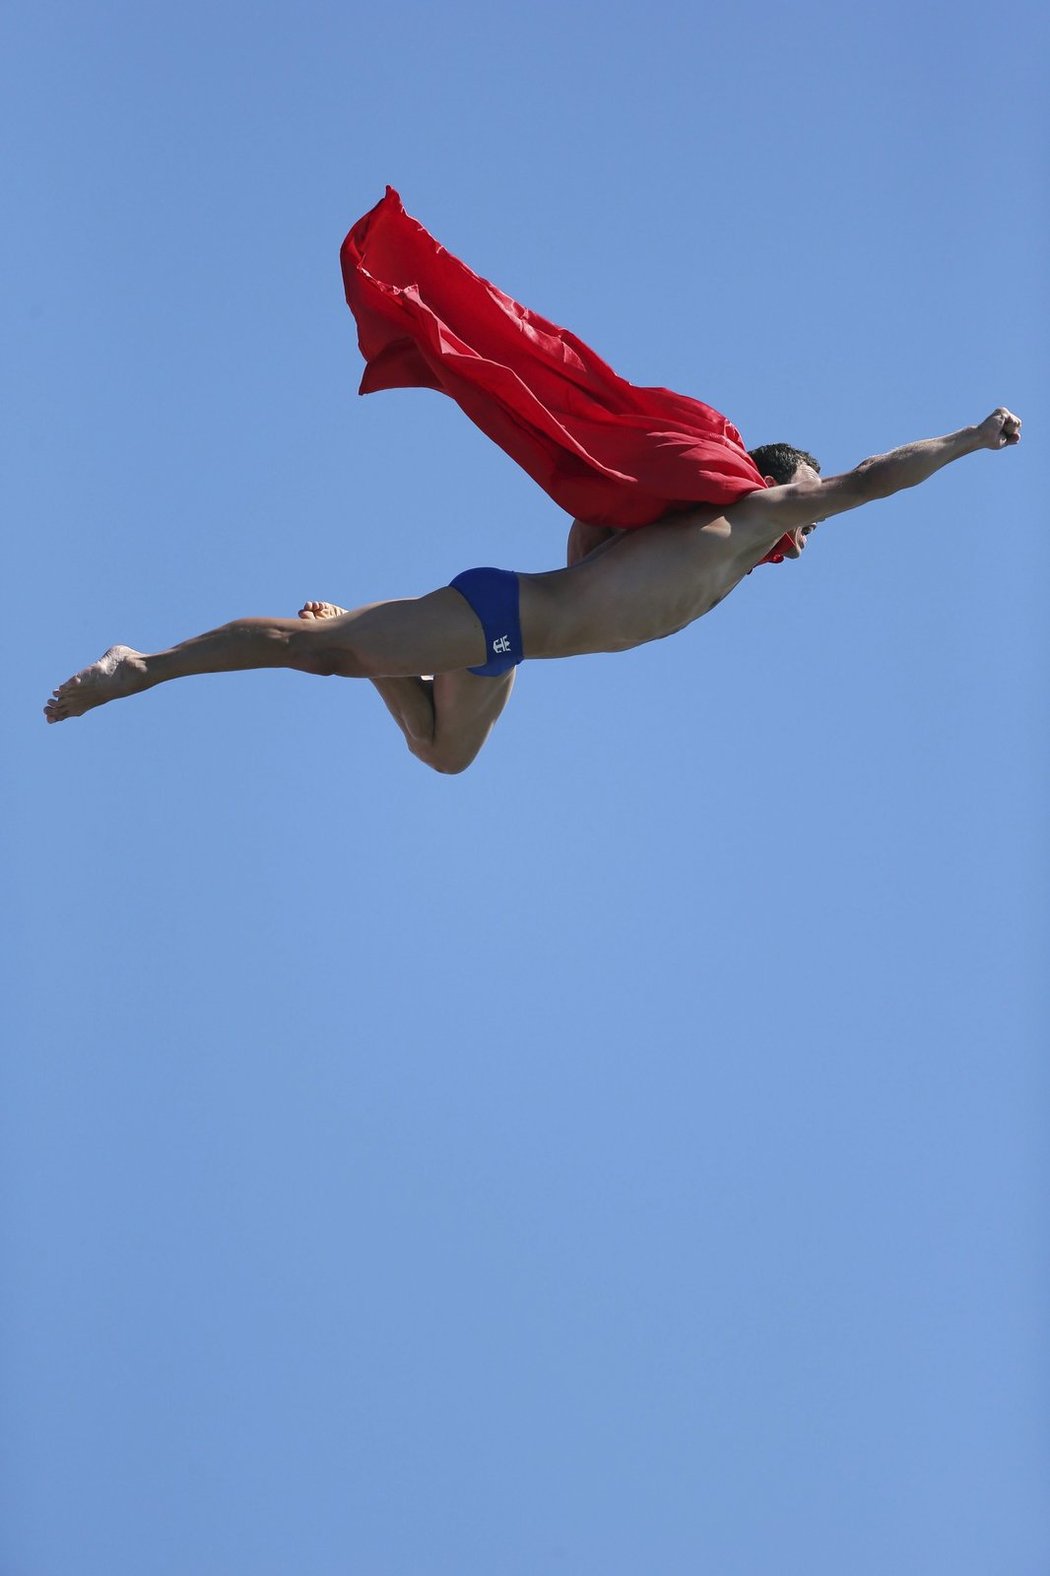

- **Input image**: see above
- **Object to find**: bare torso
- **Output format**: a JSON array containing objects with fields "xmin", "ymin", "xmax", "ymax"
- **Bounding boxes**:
[
  {"xmin": 43, "ymin": 408, "xmax": 1021, "ymax": 778},
  {"xmin": 521, "ymin": 506, "xmax": 747, "ymax": 661}
]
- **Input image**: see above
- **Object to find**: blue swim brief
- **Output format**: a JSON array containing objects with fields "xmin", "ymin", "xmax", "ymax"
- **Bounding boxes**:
[{"xmin": 449, "ymin": 567, "xmax": 524, "ymax": 677}]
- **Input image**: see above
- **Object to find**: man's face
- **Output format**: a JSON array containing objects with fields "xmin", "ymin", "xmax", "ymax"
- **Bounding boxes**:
[{"xmin": 783, "ymin": 461, "xmax": 823, "ymax": 558}]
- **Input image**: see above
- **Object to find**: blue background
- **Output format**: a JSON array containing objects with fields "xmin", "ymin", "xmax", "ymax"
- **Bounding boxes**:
[{"xmin": 4, "ymin": 1, "xmax": 1046, "ymax": 1571}]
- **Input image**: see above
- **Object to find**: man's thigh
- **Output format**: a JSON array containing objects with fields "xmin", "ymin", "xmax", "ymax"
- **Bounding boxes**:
[
  {"xmin": 319, "ymin": 589, "xmax": 488, "ymax": 677},
  {"xmin": 430, "ymin": 668, "xmax": 517, "ymax": 772}
]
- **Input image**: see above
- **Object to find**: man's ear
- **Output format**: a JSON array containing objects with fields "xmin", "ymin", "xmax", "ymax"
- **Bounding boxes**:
[{"xmin": 763, "ymin": 475, "xmax": 777, "ymax": 487}]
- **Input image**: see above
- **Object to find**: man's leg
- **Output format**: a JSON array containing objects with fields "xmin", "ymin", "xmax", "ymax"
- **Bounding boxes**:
[
  {"xmin": 44, "ymin": 589, "xmax": 490, "ymax": 724},
  {"xmin": 378, "ymin": 668, "xmax": 517, "ymax": 774},
  {"xmin": 299, "ymin": 601, "xmax": 516, "ymax": 773}
]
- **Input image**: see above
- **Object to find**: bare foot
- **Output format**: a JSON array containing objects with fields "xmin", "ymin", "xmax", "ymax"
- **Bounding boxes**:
[
  {"xmin": 44, "ymin": 645, "xmax": 148, "ymax": 723},
  {"xmin": 298, "ymin": 601, "xmax": 348, "ymax": 621}
]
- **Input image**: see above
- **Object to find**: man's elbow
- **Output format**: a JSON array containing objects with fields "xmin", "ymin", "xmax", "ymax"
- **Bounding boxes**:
[{"xmin": 851, "ymin": 457, "xmax": 900, "ymax": 502}]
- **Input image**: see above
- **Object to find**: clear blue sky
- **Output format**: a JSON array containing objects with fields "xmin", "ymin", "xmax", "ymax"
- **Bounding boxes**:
[{"xmin": 4, "ymin": 1, "xmax": 1047, "ymax": 1571}]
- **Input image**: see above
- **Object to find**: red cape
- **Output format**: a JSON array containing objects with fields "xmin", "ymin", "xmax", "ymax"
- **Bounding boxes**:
[{"xmin": 341, "ymin": 188, "xmax": 791, "ymax": 564}]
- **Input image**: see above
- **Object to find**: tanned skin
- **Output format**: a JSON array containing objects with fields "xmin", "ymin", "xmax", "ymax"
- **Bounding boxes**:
[{"xmin": 44, "ymin": 408, "xmax": 1021, "ymax": 773}]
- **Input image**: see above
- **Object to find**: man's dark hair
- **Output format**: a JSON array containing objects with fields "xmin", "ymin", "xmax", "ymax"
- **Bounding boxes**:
[{"xmin": 748, "ymin": 443, "xmax": 821, "ymax": 485}]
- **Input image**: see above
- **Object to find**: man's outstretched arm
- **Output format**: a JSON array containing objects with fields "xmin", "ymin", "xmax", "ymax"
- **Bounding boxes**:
[{"xmin": 728, "ymin": 407, "xmax": 1022, "ymax": 561}]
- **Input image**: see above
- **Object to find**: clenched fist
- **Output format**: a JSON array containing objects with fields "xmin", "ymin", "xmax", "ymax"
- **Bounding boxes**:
[{"xmin": 978, "ymin": 408, "xmax": 1022, "ymax": 449}]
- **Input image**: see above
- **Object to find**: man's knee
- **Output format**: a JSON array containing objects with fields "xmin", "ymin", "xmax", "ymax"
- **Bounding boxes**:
[
  {"xmin": 408, "ymin": 737, "xmax": 479, "ymax": 775},
  {"xmin": 290, "ymin": 626, "xmax": 366, "ymax": 678}
]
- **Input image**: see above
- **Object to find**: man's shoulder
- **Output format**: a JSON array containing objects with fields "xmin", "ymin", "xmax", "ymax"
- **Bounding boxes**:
[{"xmin": 727, "ymin": 471, "xmax": 864, "ymax": 530}]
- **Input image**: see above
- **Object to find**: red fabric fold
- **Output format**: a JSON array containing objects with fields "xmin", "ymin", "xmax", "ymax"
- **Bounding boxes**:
[{"xmin": 341, "ymin": 188, "xmax": 790, "ymax": 564}]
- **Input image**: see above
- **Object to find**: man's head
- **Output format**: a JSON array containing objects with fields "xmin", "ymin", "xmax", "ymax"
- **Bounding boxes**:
[
  {"xmin": 748, "ymin": 442, "xmax": 821, "ymax": 486},
  {"xmin": 748, "ymin": 443, "xmax": 823, "ymax": 556}
]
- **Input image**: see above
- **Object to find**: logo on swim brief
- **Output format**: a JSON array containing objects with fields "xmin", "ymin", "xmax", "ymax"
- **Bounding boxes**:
[{"xmin": 493, "ymin": 635, "xmax": 511, "ymax": 655}]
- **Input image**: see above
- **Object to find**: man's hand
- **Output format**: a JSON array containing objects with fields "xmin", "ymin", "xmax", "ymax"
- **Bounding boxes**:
[
  {"xmin": 977, "ymin": 407, "xmax": 1022, "ymax": 449},
  {"xmin": 725, "ymin": 406, "xmax": 1023, "ymax": 565}
]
